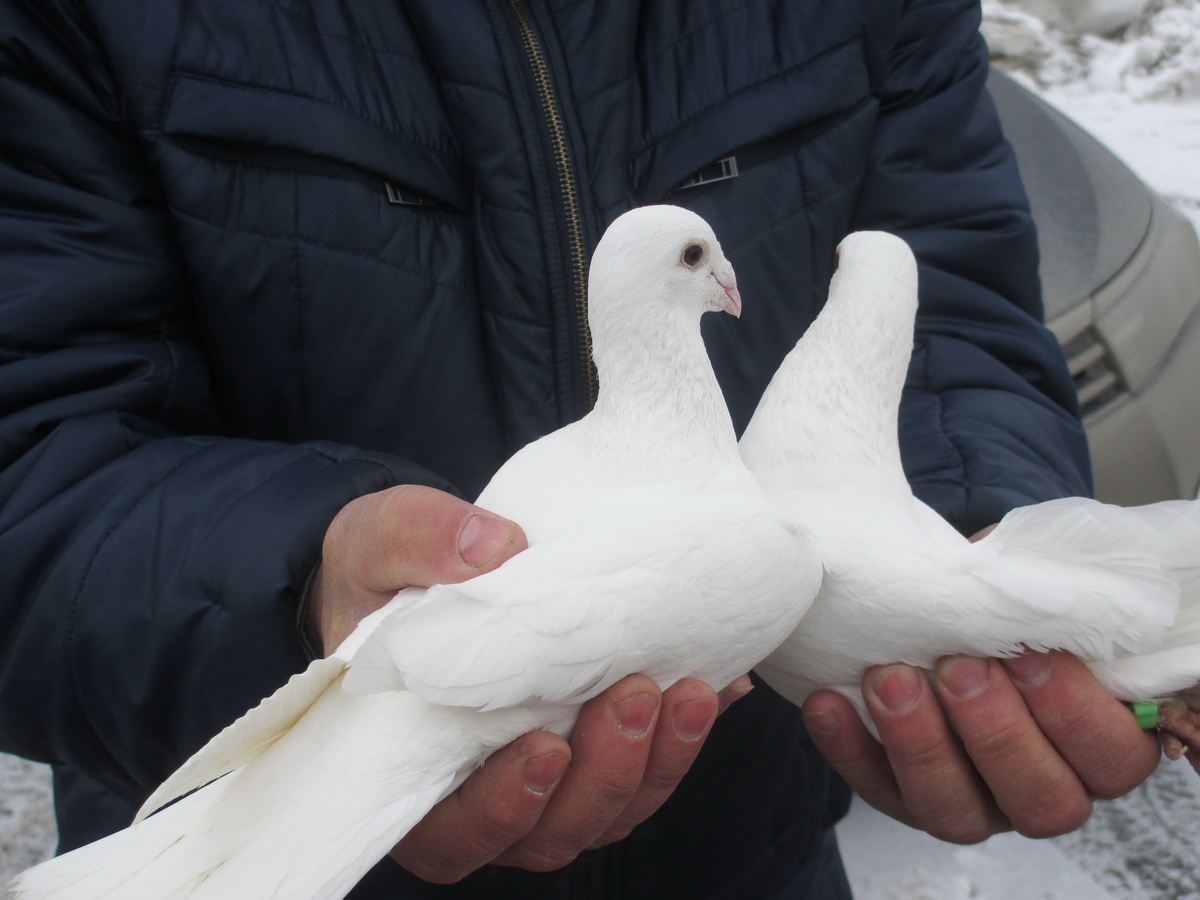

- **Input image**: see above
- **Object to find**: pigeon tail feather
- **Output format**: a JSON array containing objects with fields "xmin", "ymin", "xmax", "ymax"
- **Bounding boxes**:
[
  {"xmin": 977, "ymin": 497, "xmax": 1200, "ymax": 695},
  {"xmin": 137, "ymin": 655, "xmax": 348, "ymax": 822},
  {"xmin": 8, "ymin": 685, "xmax": 489, "ymax": 900}
]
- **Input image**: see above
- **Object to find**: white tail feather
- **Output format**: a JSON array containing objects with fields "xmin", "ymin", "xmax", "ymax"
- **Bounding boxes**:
[
  {"xmin": 8, "ymin": 684, "xmax": 493, "ymax": 900},
  {"xmin": 973, "ymin": 497, "xmax": 1200, "ymax": 666}
]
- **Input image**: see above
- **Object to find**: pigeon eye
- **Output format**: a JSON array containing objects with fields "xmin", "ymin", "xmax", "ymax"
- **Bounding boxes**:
[{"xmin": 681, "ymin": 242, "xmax": 707, "ymax": 269}]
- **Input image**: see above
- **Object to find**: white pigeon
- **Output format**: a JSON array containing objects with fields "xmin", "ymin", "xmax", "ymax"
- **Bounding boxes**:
[
  {"xmin": 10, "ymin": 205, "xmax": 822, "ymax": 900},
  {"xmin": 741, "ymin": 230, "xmax": 1200, "ymax": 769}
]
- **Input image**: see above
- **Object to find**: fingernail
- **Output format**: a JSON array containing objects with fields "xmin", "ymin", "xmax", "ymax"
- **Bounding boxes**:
[
  {"xmin": 937, "ymin": 656, "xmax": 991, "ymax": 700},
  {"xmin": 871, "ymin": 665, "xmax": 922, "ymax": 715},
  {"xmin": 525, "ymin": 751, "xmax": 568, "ymax": 795},
  {"xmin": 458, "ymin": 514, "xmax": 514, "ymax": 568},
  {"xmin": 673, "ymin": 698, "xmax": 715, "ymax": 742},
  {"xmin": 1004, "ymin": 651, "xmax": 1052, "ymax": 687},
  {"xmin": 614, "ymin": 693, "xmax": 658, "ymax": 738},
  {"xmin": 803, "ymin": 708, "xmax": 837, "ymax": 736}
]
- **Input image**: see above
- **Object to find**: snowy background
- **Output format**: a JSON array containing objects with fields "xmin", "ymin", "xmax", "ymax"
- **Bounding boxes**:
[{"xmin": 3, "ymin": 0, "xmax": 1199, "ymax": 895}]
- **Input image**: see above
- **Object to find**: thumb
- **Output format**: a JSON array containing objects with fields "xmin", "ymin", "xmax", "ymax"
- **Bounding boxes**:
[
  {"xmin": 329, "ymin": 484, "xmax": 527, "ymax": 590},
  {"xmin": 311, "ymin": 485, "xmax": 528, "ymax": 653}
]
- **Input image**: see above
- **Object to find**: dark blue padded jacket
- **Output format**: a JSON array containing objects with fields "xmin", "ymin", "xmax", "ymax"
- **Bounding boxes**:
[{"xmin": 0, "ymin": 1, "xmax": 1091, "ymax": 897}]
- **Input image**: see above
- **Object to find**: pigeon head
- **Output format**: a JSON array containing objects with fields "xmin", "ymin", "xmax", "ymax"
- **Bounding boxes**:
[
  {"xmin": 587, "ymin": 206, "xmax": 741, "ymax": 338},
  {"xmin": 584, "ymin": 205, "xmax": 740, "ymax": 453},
  {"xmin": 826, "ymin": 231, "xmax": 918, "ymax": 350}
]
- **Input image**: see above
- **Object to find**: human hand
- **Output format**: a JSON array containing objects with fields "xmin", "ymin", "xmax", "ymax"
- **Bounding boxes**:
[
  {"xmin": 309, "ymin": 484, "xmax": 752, "ymax": 881},
  {"xmin": 308, "ymin": 483, "xmax": 528, "ymax": 655},
  {"xmin": 803, "ymin": 651, "xmax": 1161, "ymax": 843},
  {"xmin": 800, "ymin": 520, "xmax": 1161, "ymax": 843},
  {"xmin": 392, "ymin": 672, "xmax": 752, "ymax": 882}
]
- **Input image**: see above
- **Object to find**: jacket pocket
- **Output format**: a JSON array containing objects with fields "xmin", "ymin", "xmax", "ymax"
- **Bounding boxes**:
[
  {"xmin": 631, "ymin": 36, "xmax": 873, "ymax": 204},
  {"xmin": 159, "ymin": 72, "xmax": 469, "ymax": 213}
]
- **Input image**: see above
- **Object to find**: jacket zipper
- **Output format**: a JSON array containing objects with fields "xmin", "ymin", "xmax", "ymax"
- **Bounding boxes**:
[
  {"xmin": 502, "ymin": 4, "xmax": 608, "ymax": 892},
  {"xmin": 505, "ymin": 0, "xmax": 598, "ymax": 416}
]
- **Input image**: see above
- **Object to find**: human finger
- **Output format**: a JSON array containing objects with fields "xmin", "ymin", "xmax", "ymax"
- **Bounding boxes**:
[
  {"xmin": 864, "ymin": 663, "xmax": 1010, "ymax": 843},
  {"xmin": 388, "ymin": 729, "xmax": 570, "ymax": 884},
  {"xmin": 802, "ymin": 688, "xmax": 911, "ymax": 826},
  {"xmin": 588, "ymin": 677, "xmax": 720, "ymax": 846},
  {"xmin": 494, "ymin": 675, "xmax": 660, "ymax": 871},
  {"xmin": 934, "ymin": 654, "xmax": 1091, "ymax": 838},
  {"xmin": 1002, "ymin": 650, "xmax": 1160, "ymax": 799}
]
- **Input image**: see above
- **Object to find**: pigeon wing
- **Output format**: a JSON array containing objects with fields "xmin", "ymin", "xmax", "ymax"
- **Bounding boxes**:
[{"xmin": 343, "ymin": 484, "xmax": 814, "ymax": 711}]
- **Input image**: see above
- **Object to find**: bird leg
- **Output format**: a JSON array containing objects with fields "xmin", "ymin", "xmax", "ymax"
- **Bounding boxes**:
[{"xmin": 1158, "ymin": 687, "xmax": 1200, "ymax": 775}]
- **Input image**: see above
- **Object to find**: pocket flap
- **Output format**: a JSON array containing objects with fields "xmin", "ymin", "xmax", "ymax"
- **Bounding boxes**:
[
  {"xmin": 632, "ymin": 38, "xmax": 870, "ymax": 202},
  {"xmin": 161, "ymin": 72, "xmax": 469, "ymax": 211}
]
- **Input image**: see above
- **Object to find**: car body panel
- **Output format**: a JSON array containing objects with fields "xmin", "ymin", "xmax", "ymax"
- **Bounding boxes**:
[{"xmin": 990, "ymin": 69, "xmax": 1200, "ymax": 503}]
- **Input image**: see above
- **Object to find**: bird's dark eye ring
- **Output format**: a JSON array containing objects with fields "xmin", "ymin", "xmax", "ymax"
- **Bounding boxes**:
[{"xmin": 682, "ymin": 242, "xmax": 706, "ymax": 268}]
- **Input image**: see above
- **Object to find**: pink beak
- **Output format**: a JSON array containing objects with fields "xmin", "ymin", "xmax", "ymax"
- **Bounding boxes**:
[{"xmin": 714, "ymin": 271, "xmax": 742, "ymax": 318}]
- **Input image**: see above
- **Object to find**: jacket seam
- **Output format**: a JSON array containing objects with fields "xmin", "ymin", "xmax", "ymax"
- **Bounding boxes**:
[
  {"xmin": 290, "ymin": 173, "xmax": 308, "ymax": 418},
  {"xmin": 632, "ymin": 35, "xmax": 864, "ymax": 157},
  {"xmin": 954, "ymin": 406, "xmax": 1075, "ymax": 487},
  {"xmin": 482, "ymin": 304, "xmax": 550, "ymax": 330},
  {"xmin": 271, "ymin": 2, "xmax": 298, "ymax": 92},
  {"xmin": 160, "ymin": 71, "xmax": 462, "ymax": 161},
  {"xmin": 64, "ymin": 444, "xmax": 210, "ymax": 760},
  {"xmin": 155, "ymin": 339, "xmax": 182, "ymax": 424},
  {"xmin": 565, "ymin": 0, "xmax": 782, "ymax": 108},
  {"xmin": 440, "ymin": 77, "xmax": 524, "ymax": 105},
  {"xmin": 479, "ymin": 194, "xmax": 529, "ymax": 216},
  {"xmin": 254, "ymin": 0, "xmax": 431, "ymax": 65},
  {"xmin": 923, "ymin": 345, "xmax": 969, "ymax": 525},
  {"xmin": 302, "ymin": 446, "xmax": 402, "ymax": 486},
  {"xmin": 915, "ymin": 326, "xmax": 1076, "ymax": 484},
  {"xmin": 166, "ymin": 205, "xmax": 476, "ymax": 295},
  {"xmin": 916, "ymin": 314, "xmax": 1051, "ymax": 344},
  {"xmin": 630, "ymin": 0, "xmax": 768, "ymax": 76}
]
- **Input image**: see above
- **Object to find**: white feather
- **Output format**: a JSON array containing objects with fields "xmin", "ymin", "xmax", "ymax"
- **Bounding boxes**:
[
  {"xmin": 10, "ymin": 206, "xmax": 822, "ymax": 899},
  {"xmin": 743, "ymin": 231, "xmax": 1200, "ymax": 739}
]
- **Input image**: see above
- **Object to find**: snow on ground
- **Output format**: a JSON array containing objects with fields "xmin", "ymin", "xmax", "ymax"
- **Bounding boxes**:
[
  {"xmin": 987, "ymin": 0, "xmax": 1200, "ymax": 230},
  {"xmin": 0, "ymin": 755, "xmax": 53, "ymax": 885},
  {"xmin": 3, "ymin": 2, "xmax": 1200, "ymax": 896},
  {"xmin": 838, "ymin": 760, "xmax": 1200, "ymax": 900}
]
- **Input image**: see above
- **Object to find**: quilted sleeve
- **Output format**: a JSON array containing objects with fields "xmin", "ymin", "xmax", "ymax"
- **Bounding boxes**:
[
  {"xmin": 0, "ymin": 3, "xmax": 450, "ymax": 803},
  {"xmin": 854, "ymin": 0, "xmax": 1093, "ymax": 535}
]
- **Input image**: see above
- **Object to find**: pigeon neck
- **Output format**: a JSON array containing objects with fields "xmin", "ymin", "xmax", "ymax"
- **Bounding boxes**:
[
  {"xmin": 743, "ymin": 294, "xmax": 913, "ymax": 492},
  {"xmin": 590, "ymin": 309, "xmax": 739, "ymax": 465}
]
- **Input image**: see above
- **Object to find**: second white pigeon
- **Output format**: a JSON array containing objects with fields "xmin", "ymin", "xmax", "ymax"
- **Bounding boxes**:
[
  {"xmin": 742, "ymin": 231, "xmax": 1200, "ymax": 768},
  {"xmin": 10, "ymin": 205, "xmax": 822, "ymax": 900}
]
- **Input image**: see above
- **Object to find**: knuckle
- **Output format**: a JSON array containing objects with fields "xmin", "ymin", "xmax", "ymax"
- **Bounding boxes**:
[
  {"xmin": 476, "ymin": 800, "xmax": 538, "ymax": 847},
  {"xmin": 589, "ymin": 824, "xmax": 635, "ymax": 849},
  {"xmin": 1089, "ymin": 756, "xmax": 1155, "ymax": 800},
  {"xmin": 503, "ymin": 842, "xmax": 581, "ymax": 873},
  {"xmin": 889, "ymin": 732, "xmax": 952, "ymax": 773},
  {"xmin": 392, "ymin": 849, "xmax": 472, "ymax": 886},
  {"xmin": 637, "ymin": 761, "xmax": 686, "ymax": 797},
  {"xmin": 962, "ymin": 715, "xmax": 1028, "ymax": 761},
  {"xmin": 587, "ymin": 766, "xmax": 643, "ymax": 807},
  {"xmin": 926, "ymin": 819, "xmax": 992, "ymax": 845},
  {"xmin": 1052, "ymin": 698, "xmax": 1104, "ymax": 734},
  {"xmin": 924, "ymin": 807, "xmax": 1003, "ymax": 845},
  {"xmin": 1013, "ymin": 791, "xmax": 1092, "ymax": 839}
]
